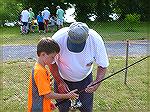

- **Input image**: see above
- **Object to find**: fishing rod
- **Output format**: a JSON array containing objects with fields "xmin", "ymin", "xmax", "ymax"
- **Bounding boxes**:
[{"xmin": 55, "ymin": 56, "xmax": 149, "ymax": 107}]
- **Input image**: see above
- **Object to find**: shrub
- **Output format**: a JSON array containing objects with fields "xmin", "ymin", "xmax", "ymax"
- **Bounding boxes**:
[{"xmin": 124, "ymin": 13, "xmax": 141, "ymax": 31}]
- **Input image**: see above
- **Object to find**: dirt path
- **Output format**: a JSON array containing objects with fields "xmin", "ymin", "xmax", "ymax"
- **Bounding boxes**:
[{"xmin": 2, "ymin": 40, "xmax": 150, "ymax": 61}]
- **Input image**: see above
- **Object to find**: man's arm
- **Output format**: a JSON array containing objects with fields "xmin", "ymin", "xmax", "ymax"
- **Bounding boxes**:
[
  {"xmin": 95, "ymin": 66, "xmax": 107, "ymax": 84},
  {"xmin": 48, "ymin": 63, "xmax": 70, "ymax": 93},
  {"xmin": 85, "ymin": 66, "xmax": 107, "ymax": 93}
]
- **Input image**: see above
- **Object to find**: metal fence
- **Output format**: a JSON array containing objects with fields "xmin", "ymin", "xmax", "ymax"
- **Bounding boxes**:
[{"xmin": 1, "ymin": 7, "xmax": 150, "ymax": 112}]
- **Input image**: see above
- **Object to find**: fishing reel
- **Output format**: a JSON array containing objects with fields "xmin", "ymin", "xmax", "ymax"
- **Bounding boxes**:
[{"xmin": 69, "ymin": 99, "xmax": 82, "ymax": 111}]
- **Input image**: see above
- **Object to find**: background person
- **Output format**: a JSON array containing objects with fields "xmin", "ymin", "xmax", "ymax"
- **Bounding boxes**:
[
  {"xmin": 20, "ymin": 8, "xmax": 30, "ymax": 34},
  {"xmin": 28, "ymin": 8, "xmax": 35, "ymax": 32},
  {"xmin": 37, "ymin": 11, "xmax": 45, "ymax": 33},
  {"xmin": 49, "ymin": 15, "xmax": 56, "ymax": 32},
  {"xmin": 48, "ymin": 22, "xmax": 109, "ymax": 112},
  {"xmin": 28, "ymin": 38, "xmax": 79, "ymax": 112},
  {"xmin": 56, "ymin": 6, "xmax": 64, "ymax": 30},
  {"xmin": 42, "ymin": 7, "xmax": 50, "ymax": 33}
]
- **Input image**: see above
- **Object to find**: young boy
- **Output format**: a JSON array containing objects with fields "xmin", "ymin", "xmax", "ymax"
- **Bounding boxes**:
[
  {"xmin": 49, "ymin": 16, "xmax": 56, "ymax": 32},
  {"xmin": 28, "ymin": 38, "xmax": 79, "ymax": 112}
]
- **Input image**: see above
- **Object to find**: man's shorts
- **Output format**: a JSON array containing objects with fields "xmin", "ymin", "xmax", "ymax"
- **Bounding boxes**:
[
  {"xmin": 22, "ymin": 22, "xmax": 28, "ymax": 26},
  {"xmin": 56, "ymin": 19, "xmax": 64, "ymax": 26},
  {"xmin": 54, "ymin": 73, "xmax": 93, "ymax": 112}
]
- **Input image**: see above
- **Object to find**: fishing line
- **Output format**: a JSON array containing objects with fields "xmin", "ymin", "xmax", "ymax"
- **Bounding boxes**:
[{"xmin": 55, "ymin": 56, "xmax": 149, "ymax": 107}]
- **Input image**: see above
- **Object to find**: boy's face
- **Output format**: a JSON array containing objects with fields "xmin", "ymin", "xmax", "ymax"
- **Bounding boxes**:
[{"xmin": 41, "ymin": 52, "xmax": 57, "ymax": 65}]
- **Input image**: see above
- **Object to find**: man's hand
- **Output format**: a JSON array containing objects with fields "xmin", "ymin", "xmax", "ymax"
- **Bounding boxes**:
[
  {"xmin": 57, "ymin": 82, "xmax": 70, "ymax": 94},
  {"xmin": 85, "ymin": 80, "xmax": 100, "ymax": 93},
  {"xmin": 85, "ymin": 66, "xmax": 107, "ymax": 93}
]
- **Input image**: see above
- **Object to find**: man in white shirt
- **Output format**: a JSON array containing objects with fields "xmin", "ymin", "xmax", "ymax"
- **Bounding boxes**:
[
  {"xmin": 56, "ymin": 6, "xmax": 64, "ymax": 30},
  {"xmin": 20, "ymin": 8, "xmax": 30, "ymax": 34},
  {"xmin": 48, "ymin": 22, "xmax": 109, "ymax": 112},
  {"xmin": 42, "ymin": 7, "xmax": 50, "ymax": 33}
]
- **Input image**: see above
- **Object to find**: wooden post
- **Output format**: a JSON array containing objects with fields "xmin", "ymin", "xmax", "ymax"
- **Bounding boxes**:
[{"xmin": 124, "ymin": 40, "xmax": 129, "ymax": 85}]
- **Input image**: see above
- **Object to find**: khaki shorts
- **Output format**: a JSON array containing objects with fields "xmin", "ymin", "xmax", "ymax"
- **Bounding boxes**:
[{"xmin": 56, "ymin": 19, "xmax": 64, "ymax": 26}]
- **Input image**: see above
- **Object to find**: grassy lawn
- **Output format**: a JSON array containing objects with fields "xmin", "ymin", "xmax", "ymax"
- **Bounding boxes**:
[
  {"xmin": 1, "ymin": 57, "xmax": 149, "ymax": 112},
  {"xmin": 0, "ymin": 26, "xmax": 55, "ymax": 45},
  {"xmin": 1, "ymin": 21, "xmax": 149, "ymax": 45},
  {"xmin": 87, "ymin": 21, "xmax": 149, "ymax": 41},
  {"xmin": 1, "ymin": 21, "xmax": 149, "ymax": 111}
]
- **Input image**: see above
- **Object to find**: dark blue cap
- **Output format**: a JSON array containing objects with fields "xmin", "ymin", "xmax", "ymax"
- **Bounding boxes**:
[{"xmin": 67, "ymin": 22, "xmax": 89, "ymax": 53}]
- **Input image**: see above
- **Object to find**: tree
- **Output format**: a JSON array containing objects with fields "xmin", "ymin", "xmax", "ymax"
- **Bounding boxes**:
[
  {"xmin": 140, "ymin": 0, "xmax": 150, "ymax": 21},
  {"xmin": 75, "ymin": 3, "xmax": 95, "ymax": 22},
  {"xmin": 1, "ymin": 0, "xmax": 149, "ymax": 25},
  {"xmin": 0, "ymin": 0, "xmax": 23, "ymax": 25},
  {"xmin": 65, "ymin": 0, "xmax": 96, "ymax": 22},
  {"xmin": 95, "ymin": 0, "xmax": 113, "ymax": 21},
  {"xmin": 67, "ymin": 0, "xmax": 150, "ymax": 21},
  {"xmin": 124, "ymin": 13, "xmax": 141, "ymax": 31},
  {"xmin": 22, "ymin": 0, "xmax": 67, "ymax": 17},
  {"xmin": 114, "ymin": 0, "xmax": 150, "ymax": 21},
  {"xmin": 66, "ymin": 0, "xmax": 113, "ymax": 22}
]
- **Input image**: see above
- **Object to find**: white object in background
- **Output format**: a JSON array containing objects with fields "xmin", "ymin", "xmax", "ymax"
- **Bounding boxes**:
[{"xmin": 64, "ymin": 4, "xmax": 76, "ymax": 23}]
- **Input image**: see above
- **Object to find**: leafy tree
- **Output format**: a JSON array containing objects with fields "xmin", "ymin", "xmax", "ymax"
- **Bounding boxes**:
[
  {"xmin": 114, "ymin": 0, "xmax": 150, "ymax": 21},
  {"xmin": 67, "ymin": 0, "xmax": 150, "ymax": 21},
  {"xmin": 1, "ymin": 0, "xmax": 149, "ymax": 25},
  {"xmin": 124, "ymin": 13, "xmax": 141, "ymax": 31},
  {"xmin": 66, "ymin": 0, "xmax": 113, "ymax": 22},
  {"xmin": 75, "ymin": 3, "xmax": 95, "ymax": 22},
  {"xmin": 65, "ymin": 0, "xmax": 97, "ymax": 22},
  {"xmin": 0, "ymin": 0, "xmax": 23, "ymax": 25},
  {"xmin": 95, "ymin": 0, "xmax": 113, "ymax": 21},
  {"xmin": 22, "ymin": 0, "xmax": 67, "ymax": 17},
  {"xmin": 140, "ymin": 0, "xmax": 150, "ymax": 21}
]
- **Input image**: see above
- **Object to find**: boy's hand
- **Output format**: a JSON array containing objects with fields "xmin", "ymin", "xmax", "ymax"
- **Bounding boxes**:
[
  {"xmin": 50, "ymin": 102, "xmax": 56, "ymax": 110},
  {"xmin": 67, "ymin": 89, "xmax": 79, "ymax": 100}
]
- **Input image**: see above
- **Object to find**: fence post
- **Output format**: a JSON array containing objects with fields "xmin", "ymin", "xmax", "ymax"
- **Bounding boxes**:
[{"xmin": 124, "ymin": 40, "xmax": 129, "ymax": 85}]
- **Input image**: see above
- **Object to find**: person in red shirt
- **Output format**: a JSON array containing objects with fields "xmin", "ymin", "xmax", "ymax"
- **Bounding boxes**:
[{"xmin": 28, "ymin": 38, "xmax": 79, "ymax": 112}]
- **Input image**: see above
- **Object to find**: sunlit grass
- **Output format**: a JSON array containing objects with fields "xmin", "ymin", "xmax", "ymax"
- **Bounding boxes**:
[
  {"xmin": 1, "ymin": 21, "xmax": 149, "ymax": 45},
  {"xmin": 1, "ymin": 57, "xmax": 149, "ymax": 112}
]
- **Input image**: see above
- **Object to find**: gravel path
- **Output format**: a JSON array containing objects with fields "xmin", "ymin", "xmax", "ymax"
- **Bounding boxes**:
[{"xmin": 2, "ymin": 40, "xmax": 150, "ymax": 61}]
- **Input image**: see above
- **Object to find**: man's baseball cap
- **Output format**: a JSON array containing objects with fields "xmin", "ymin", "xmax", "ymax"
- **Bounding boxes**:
[{"xmin": 67, "ymin": 22, "xmax": 89, "ymax": 53}]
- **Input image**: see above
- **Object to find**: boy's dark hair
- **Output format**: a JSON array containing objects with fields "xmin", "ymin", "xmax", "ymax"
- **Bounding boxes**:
[{"xmin": 37, "ymin": 38, "xmax": 60, "ymax": 56}]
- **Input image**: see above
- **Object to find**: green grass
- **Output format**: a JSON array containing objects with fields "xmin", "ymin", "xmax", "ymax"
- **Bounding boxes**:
[
  {"xmin": 1, "ymin": 21, "xmax": 149, "ymax": 111},
  {"xmin": 1, "ymin": 21, "xmax": 149, "ymax": 45},
  {"xmin": 0, "ymin": 26, "xmax": 55, "ymax": 45},
  {"xmin": 87, "ymin": 21, "xmax": 150, "ymax": 41},
  {"xmin": 1, "ymin": 57, "xmax": 149, "ymax": 112}
]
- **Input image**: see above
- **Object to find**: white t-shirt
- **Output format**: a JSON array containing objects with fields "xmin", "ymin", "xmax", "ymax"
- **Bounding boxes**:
[
  {"xmin": 52, "ymin": 27, "xmax": 109, "ymax": 82},
  {"xmin": 42, "ymin": 10, "xmax": 50, "ymax": 20},
  {"xmin": 21, "ymin": 10, "xmax": 30, "ymax": 22}
]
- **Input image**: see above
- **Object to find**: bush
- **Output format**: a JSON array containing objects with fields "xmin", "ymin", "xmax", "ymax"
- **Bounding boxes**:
[
  {"xmin": 0, "ymin": 1, "xmax": 23, "ymax": 26},
  {"xmin": 124, "ymin": 13, "xmax": 141, "ymax": 31}
]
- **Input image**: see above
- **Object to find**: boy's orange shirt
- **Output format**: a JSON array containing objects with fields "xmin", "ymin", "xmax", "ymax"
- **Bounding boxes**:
[{"xmin": 28, "ymin": 63, "xmax": 52, "ymax": 112}]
